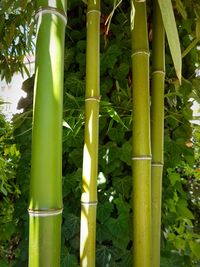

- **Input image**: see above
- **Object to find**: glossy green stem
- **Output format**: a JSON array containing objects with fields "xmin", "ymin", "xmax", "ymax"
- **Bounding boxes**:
[
  {"xmin": 28, "ymin": 1, "xmax": 66, "ymax": 266},
  {"xmin": 131, "ymin": 1, "xmax": 151, "ymax": 267},
  {"xmin": 80, "ymin": 1, "xmax": 100, "ymax": 266},
  {"xmin": 151, "ymin": 1, "xmax": 165, "ymax": 266}
]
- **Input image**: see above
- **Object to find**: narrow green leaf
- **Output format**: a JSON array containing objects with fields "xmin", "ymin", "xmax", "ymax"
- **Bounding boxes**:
[
  {"xmin": 182, "ymin": 37, "xmax": 200, "ymax": 58},
  {"xmin": 158, "ymin": 0, "xmax": 182, "ymax": 83},
  {"xmin": 196, "ymin": 18, "xmax": 200, "ymax": 38},
  {"xmin": 104, "ymin": 106, "xmax": 128, "ymax": 129},
  {"xmin": 175, "ymin": 0, "xmax": 187, "ymax": 19},
  {"xmin": 63, "ymin": 120, "xmax": 72, "ymax": 130}
]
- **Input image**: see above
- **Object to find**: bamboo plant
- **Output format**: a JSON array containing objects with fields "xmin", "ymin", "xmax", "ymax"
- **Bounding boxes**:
[
  {"xmin": 80, "ymin": 1, "xmax": 100, "ymax": 266},
  {"xmin": 131, "ymin": 1, "xmax": 151, "ymax": 266},
  {"xmin": 28, "ymin": 0, "xmax": 66, "ymax": 266},
  {"xmin": 151, "ymin": 0, "xmax": 165, "ymax": 266}
]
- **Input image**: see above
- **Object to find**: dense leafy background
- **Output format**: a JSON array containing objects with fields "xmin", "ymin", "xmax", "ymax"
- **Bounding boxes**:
[{"xmin": 0, "ymin": 0, "xmax": 200, "ymax": 266}]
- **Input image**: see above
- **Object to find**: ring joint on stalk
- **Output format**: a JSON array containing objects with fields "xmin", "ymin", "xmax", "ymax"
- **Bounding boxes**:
[
  {"xmin": 152, "ymin": 162, "xmax": 164, "ymax": 167},
  {"xmin": 151, "ymin": 70, "xmax": 165, "ymax": 76},
  {"xmin": 85, "ymin": 96, "xmax": 101, "ymax": 102},
  {"xmin": 81, "ymin": 201, "xmax": 98, "ymax": 206},
  {"xmin": 35, "ymin": 6, "xmax": 67, "ymax": 25},
  {"xmin": 131, "ymin": 50, "xmax": 150, "ymax": 57},
  {"xmin": 87, "ymin": 10, "xmax": 101, "ymax": 15},
  {"xmin": 132, "ymin": 155, "xmax": 152, "ymax": 160},
  {"xmin": 28, "ymin": 207, "xmax": 63, "ymax": 217}
]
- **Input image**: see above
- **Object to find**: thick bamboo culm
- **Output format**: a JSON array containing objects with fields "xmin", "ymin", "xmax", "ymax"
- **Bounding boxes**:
[
  {"xmin": 28, "ymin": 1, "xmax": 66, "ymax": 266},
  {"xmin": 80, "ymin": 1, "xmax": 100, "ymax": 266},
  {"xmin": 131, "ymin": 1, "xmax": 151, "ymax": 267},
  {"xmin": 151, "ymin": 0, "xmax": 165, "ymax": 266}
]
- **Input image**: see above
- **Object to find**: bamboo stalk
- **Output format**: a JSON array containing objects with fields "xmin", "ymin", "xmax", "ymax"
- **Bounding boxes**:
[
  {"xmin": 131, "ymin": 1, "xmax": 151, "ymax": 267},
  {"xmin": 80, "ymin": 1, "xmax": 100, "ymax": 266},
  {"xmin": 151, "ymin": 1, "xmax": 165, "ymax": 266},
  {"xmin": 28, "ymin": 1, "xmax": 66, "ymax": 266}
]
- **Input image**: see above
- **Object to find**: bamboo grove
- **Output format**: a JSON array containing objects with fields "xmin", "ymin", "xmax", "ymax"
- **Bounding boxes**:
[{"xmin": 11, "ymin": 0, "xmax": 197, "ymax": 266}]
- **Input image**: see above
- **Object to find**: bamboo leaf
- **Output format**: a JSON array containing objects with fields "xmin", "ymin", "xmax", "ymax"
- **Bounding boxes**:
[
  {"xmin": 158, "ymin": 0, "xmax": 182, "ymax": 83},
  {"xmin": 63, "ymin": 120, "xmax": 72, "ymax": 130},
  {"xmin": 104, "ymin": 106, "xmax": 128, "ymax": 129},
  {"xmin": 182, "ymin": 37, "xmax": 200, "ymax": 58},
  {"xmin": 196, "ymin": 17, "xmax": 200, "ymax": 38},
  {"xmin": 175, "ymin": 0, "xmax": 187, "ymax": 19}
]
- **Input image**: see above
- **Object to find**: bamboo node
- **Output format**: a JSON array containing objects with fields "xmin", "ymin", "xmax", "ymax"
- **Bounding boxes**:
[
  {"xmin": 131, "ymin": 50, "xmax": 150, "ymax": 57},
  {"xmin": 85, "ymin": 96, "xmax": 101, "ymax": 102},
  {"xmin": 87, "ymin": 10, "xmax": 101, "ymax": 15},
  {"xmin": 81, "ymin": 201, "xmax": 98, "ymax": 206},
  {"xmin": 151, "ymin": 70, "xmax": 165, "ymax": 76},
  {"xmin": 152, "ymin": 162, "xmax": 164, "ymax": 167},
  {"xmin": 35, "ymin": 7, "xmax": 67, "ymax": 25},
  {"xmin": 28, "ymin": 208, "xmax": 63, "ymax": 217},
  {"xmin": 132, "ymin": 156, "xmax": 152, "ymax": 160}
]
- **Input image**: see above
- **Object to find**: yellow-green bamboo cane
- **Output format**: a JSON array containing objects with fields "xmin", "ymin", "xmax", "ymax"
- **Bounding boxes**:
[
  {"xmin": 151, "ymin": 1, "xmax": 165, "ymax": 266},
  {"xmin": 80, "ymin": 1, "xmax": 100, "ymax": 266},
  {"xmin": 28, "ymin": 1, "xmax": 66, "ymax": 266},
  {"xmin": 131, "ymin": 1, "xmax": 151, "ymax": 266}
]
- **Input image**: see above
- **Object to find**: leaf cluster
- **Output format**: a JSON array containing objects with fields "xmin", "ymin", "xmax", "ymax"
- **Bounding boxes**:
[{"xmin": 0, "ymin": 0, "xmax": 35, "ymax": 83}]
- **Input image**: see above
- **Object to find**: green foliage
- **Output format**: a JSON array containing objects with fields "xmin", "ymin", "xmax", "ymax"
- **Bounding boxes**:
[
  {"xmin": 1, "ymin": 0, "xmax": 200, "ymax": 266},
  {"xmin": 0, "ymin": 113, "xmax": 21, "ymax": 264},
  {"xmin": 0, "ymin": 0, "xmax": 35, "ymax": 82}
]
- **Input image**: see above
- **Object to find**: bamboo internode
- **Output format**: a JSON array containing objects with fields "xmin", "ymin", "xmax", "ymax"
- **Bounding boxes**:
[
  {"xmin": 28, "ymin": 0, "xmax": 66, "ymax": 266},
  {"xmin": 80, "ymin": 1, "xmax": 100, "ymax": 266},
  {"xmin": 131, "ymin": 1, "xmax": 151, "ymax": 267},
  {"xmin": 151, "ymin": 1, "xmax": 165, "ymax": 266}
]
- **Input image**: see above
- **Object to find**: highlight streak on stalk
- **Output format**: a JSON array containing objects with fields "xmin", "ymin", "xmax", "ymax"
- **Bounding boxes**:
[
  {"xmin": 28, "ymin": 1, "xmax": 66, "ymax": 266},
  {"xmin": 131, "ymin": 1, "xmax": 151, "ymax": 266},
  {"xmin": 80, "ymin": 1, "xmax": 100, "ymax": 266},
  {"xmin": 151, "ymin": 1, "xmax": 165, "ymax": 266}
]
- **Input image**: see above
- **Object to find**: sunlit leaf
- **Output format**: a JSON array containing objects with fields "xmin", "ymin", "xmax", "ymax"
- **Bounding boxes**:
[{"xmin": 158, "ymin": 0, "xmax": 182, "ymax": 83}]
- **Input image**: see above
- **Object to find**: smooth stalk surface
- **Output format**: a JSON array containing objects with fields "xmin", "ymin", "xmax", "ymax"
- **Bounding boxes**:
[
  {"xmin": 151, "ymin": 1, "xmax": 165, "ymax": 266},
  {"xmin": 131, "ymin": 1, "xmax": 151, "ymax": 266},
  {"xmin": 80, "ymin": 1, "xmax": 100, "ymax": 266},
  {"xmin": 28, "ymin": 1, "xmax": 66, "ymax": 266}
]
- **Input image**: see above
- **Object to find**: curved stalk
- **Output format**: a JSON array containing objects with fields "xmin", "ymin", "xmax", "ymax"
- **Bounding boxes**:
[
  {"xmin": 80, "ymin": 1, "xmax": 100, "ymax": 266},
  {"xmin": 151, "ymin": 1, "xmax": 165, "ymax": 266},
  {"xmin": 28, "ymin": 1, "xmax": 66, "ymax": 266},
  {"xmin": 131, "ymin": 1, "xmax": 151, "ymax": 266}
]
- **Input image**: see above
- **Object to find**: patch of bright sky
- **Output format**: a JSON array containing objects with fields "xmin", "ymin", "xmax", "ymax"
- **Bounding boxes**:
[{"xmin": 0, "ymin": 58, "xmax": 34, "ymax": 120}]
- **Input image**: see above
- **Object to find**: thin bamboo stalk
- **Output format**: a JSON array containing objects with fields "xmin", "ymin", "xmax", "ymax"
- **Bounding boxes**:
[
  {"xmin": 151, "ymin": 1, "xmax": 165, "ymax": 266},
  {"xmin": 80, "ymin": 1, "xmax": 100, "ymax": 266},
  {"xmin": 28, "ymin": 1, "xmax": 66, "ymax": 266},
  {"xmin": 131, "ymin": 1, "xmax": 151, "ymax": 266}
]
